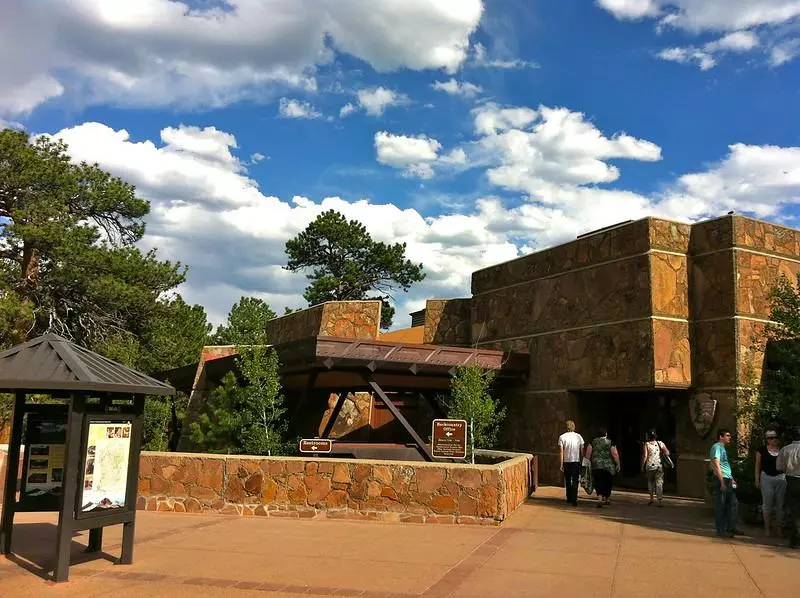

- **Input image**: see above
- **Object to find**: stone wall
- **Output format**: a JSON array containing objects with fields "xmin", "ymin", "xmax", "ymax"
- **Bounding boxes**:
[
  {"xmin": 652, "ymin": 319, "xmax": 691, "ymax": 386},
  {"xmin": 471, "ymin": 218, "xmax": 653, "ymax": 295},
  {"xmin": 423, "ymin": 299, "xmax": 471, "ymax": 346},
  {"xmin": 265, "ymin": 301, "xmax": 381, "ymax": 345},
  {"xmin": 138, "ymin": 452, "xmax": 533, "ymax": 525},
  {"xmin": 528, "ymin": 320, "xmax": 655, "ymax": 390}
]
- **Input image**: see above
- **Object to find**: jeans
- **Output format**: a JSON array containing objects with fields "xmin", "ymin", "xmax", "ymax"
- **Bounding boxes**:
[
  {"xmin": 564, "ymin": 462, "xmax": 580, "ymax": 504},
  {"xmin": 759, "ymin": 472, "xmax": 786, "ymax": 527},
  {"xmin": 713, "ymin": 477, "xmax": 739, "ymax": 536}
]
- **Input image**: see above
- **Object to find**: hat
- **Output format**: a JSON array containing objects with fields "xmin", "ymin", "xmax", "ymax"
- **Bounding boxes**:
[{"xmin": 765, "ymin": 430, "xmax": 778, "ymax": 438}]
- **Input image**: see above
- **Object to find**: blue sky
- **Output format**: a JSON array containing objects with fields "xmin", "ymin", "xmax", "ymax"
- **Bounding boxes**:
[{"xmin": 2, "ymin": 0, "xmax": 800, "ymax": 327}]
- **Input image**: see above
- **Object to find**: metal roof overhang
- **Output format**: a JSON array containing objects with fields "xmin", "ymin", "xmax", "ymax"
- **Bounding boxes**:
[
  {"xmin": 156, "ymin": 336, "xmax": 528, "ymax": 393},
  {"xmin": 0, "ymin": 333, "xmax": 175, "ymax": 396}
]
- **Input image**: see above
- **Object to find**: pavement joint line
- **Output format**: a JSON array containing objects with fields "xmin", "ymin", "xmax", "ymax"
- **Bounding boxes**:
[
  {"xmin": 731, "ymin": 543, "xmax": 767, "ymax": 597},
  {"xmin": 608, "ymin": 514, "xmax": 625, "ymax": 598},
  {"xmin": 418, "ymin": 527, "xmax": 518, "ymax": 597}
]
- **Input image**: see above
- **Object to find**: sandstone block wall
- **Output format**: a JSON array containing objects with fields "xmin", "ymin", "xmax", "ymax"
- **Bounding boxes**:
[
  {"xmin": 423, "ymin": 299, "xmax": 471, "ymax": 346},
  {"xmin": 472, "ymin": 215, "xmax": 800, "ymax": 498},
  {"xmin": 471, "ymin": 218, "xmax": 692, "ymax": 392},
  {"xmin": 265, "ymin": 301, "xmax": 381, "ymax": 345},
  {"xmin": 137, "ymin": 452, "xmax": 533, "ymax": 525}
]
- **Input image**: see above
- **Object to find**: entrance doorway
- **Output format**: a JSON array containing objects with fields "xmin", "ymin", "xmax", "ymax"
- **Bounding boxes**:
[{"xmin": 576, "ymin": 389, "xmax": 685, "ymax": 493}]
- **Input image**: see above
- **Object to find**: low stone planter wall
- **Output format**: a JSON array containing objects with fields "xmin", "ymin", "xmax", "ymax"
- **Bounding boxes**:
[{"xmin": 137, "ymin": 451, "xmax": 533, "ymax": 525}]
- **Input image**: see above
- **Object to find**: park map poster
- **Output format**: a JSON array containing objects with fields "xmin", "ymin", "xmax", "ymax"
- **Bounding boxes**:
[{"xmin": 80, "ymin": 421, "xmax": 132, "ymax": 512}]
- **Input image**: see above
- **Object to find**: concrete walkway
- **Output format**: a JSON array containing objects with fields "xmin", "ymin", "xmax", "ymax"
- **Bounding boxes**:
[{"xmin": 1, "ymin": 487, "xmax": 798, "ymax": 597}]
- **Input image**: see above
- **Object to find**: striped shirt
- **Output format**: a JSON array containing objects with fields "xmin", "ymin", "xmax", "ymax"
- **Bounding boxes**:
[{"xmin": 777, "ymin": 441, "xmax": 800, "ymax": 477}]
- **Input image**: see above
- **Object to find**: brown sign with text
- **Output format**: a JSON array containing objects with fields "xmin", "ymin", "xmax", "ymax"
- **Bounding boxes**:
[
  {"xmin": 431, "ymin": 419, "xmax": 467, "ymax": 459},
  {"xmin": 299, "ymin": 439, "xmax": 333, "ymax": 453}
]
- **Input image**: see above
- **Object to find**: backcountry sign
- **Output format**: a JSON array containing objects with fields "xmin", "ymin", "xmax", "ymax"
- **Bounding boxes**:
[{"xmin": 431, "ymin": 419, "xmax": 467, "ymax": 459}]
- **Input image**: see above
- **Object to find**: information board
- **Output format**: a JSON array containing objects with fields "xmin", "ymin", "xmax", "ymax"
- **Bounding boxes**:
[
  {"xmin": 431, "ymin": 419, "xmax": 468, "ymax": 459},
  {"xmin": 79, "ymin": 421, "xmax": 132, "ymax": 513},
  {"xmin": 20, "ymin": 414, "xmax": 68, "ymax": 508}
]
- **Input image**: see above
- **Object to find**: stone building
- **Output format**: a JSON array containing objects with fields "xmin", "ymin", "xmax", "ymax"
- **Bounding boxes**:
[
  {"xmin": 167, "ymin": 213, "xmax": 799, "ymax": 499},
  {"xmin": 406, "ymin": 213, "xmax": 798, "ymax": 498}
]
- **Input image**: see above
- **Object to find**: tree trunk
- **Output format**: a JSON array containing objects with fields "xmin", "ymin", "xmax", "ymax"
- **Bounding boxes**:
[{"xmin": 10, "ymin": 242, "xmax": 39, "ymax": 345}]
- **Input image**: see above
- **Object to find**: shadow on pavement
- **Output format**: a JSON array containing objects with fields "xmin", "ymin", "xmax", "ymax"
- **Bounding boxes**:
[
  {"xmin": 5, "ymin": 522, "xmax": 117, "ymax": 581},
  {"xmin": 526, "ymin": 487, "xmax": 800, "ymax": 557}
]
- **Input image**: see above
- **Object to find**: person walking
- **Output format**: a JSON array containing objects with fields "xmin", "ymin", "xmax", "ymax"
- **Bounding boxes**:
[
  {"xmin": 776, "ymin": 426, "xmax": 800, "ymax": 549},
  {"xmin": 558, "ymin": 420, "xmax": 584, "ymax": 506},
  {"xmin": 584, "ymin": 428, "xmax": 620, "ymax": 508},
  {"xmin": 754, "ymin": 429, "xmax": 786, "ymax": 537},
  {"xmin": 641, "ymin": 429, "xmax": 670, "ymax": 507},
  {"xmin": 710, "ymin": 428, "xmax": 739, "ymax": 538}
]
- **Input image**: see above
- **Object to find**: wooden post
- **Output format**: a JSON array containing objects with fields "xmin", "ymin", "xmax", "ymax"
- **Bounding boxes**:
[
  {"xmin": 0, "ymin": 391, "xmax": 26, "ymax": 554},
  {"xmin": 364, "ymin": 373, "xmax": 434, "ymax": 462},
  {"xmin": 320, "ymin": 391, "xmax": 346, "ymax": 439}
]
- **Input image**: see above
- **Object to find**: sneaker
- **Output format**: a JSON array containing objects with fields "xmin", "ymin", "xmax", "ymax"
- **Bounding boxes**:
[{"xmin": 647, "ymin": 499, "xmax": 654, "ymax": 506}]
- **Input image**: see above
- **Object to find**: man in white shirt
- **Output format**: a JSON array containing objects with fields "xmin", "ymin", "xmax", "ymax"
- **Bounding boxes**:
[
  {"xmin": 558, "ymin": 420, "xmax": 584, "ymax": 506},
  {"xmin": 777, "ymin": 426, "xmax": 800, "ymax": 549}
]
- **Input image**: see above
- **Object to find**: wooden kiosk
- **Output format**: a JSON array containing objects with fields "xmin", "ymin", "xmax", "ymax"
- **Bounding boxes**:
[{"xmin": 0, "ymin": 334, "xmax": 175, "ymax": 582}]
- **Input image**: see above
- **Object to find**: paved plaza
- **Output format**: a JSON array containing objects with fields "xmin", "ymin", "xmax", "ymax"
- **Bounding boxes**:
[{"xmin": 1, "ymin": 487, "xmax": 798, "ymax": 597}]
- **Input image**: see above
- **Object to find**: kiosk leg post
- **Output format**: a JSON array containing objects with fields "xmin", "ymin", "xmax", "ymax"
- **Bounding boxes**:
[
  {"xmin": 0, "ymin": 392, "xmax": 26, "ymax": 555},
  {"xmin": 53, "ymin": 394, "xmax": 83, "ymax": 583},
  {"xmin": 119, "ymin": 522, "xmax": 134, "ymax": 565},
  {"xmin": 86, "ymin": 527, "xmax": 103, "ymax": 553}
]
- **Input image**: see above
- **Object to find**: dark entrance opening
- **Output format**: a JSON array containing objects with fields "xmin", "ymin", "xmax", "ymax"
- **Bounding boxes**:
[{"xmin": 576, "ymin": 389, "xmax": 686, "ymax": 493}]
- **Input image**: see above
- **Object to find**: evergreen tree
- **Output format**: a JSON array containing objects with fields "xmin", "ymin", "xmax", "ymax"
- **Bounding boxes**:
[
  {"xmin": 0, "ymin": 128, "xmax": 186, "ymax": 350},
  {"xmin": 213, "ymin": 296, "xmax": 276, "ymax": 345},
  {"xmin": 284, "ymin": 210, "xmax": 425, "ymax": 329}
]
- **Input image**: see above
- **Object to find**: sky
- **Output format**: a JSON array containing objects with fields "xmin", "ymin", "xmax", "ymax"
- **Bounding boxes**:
[{"xmin": 1, "ymin": 0, "xmax": 800, "ymax": 328}]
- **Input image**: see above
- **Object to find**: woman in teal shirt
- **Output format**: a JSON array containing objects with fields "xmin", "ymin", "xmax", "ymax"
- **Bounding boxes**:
[{"xmin": 584, "ymin": 428, "xmax": 621, "ymax": 508}]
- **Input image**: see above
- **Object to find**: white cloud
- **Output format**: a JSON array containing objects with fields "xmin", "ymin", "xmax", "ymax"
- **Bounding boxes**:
[
  {"xmin": 659, "ymin": 143, "xmax": 800, "ymax": 219},
  {"xmin": 250, "ymin": 152, "xmax": 267, "ymax": 164},
  {"xmin": 595, "ymin": 0, "xmax": 661, "ymax": 20},
  {"xmin": 474, "ymin": 103, "xmax": 662, "ymax": 195},
  {"xmin": 470, "ymin": 43, "xmax": 538, "ymax": 69},
  {"xmin": 339, "ymin": 102, "xmax": 357, "ymax": 118},
  {"xmin": 0, "ymin": 75, "xmax": 64, "ymax": 116},
  {"xmin": 708, "ymin": 31, "xmax": 761, "ymax": 52},
  {"xmin": 45, "ymin": 121, "xmax": 521, "ymax": 325},
  {"xmin": 0, "ymin": 0, "xmax": 483, "ymax": 115},
  {"xmin": 600, "ymin": 0, "xmax": 800, "ymax": 30},
  {"xmin": 599, "ymin": 1, "xmax": 800, "ymax": 66},
  {"xmin": 657, "ymin": 47, "xmax": 717, "ymax": 70},
  {"xmin": 375, "ymin": 131, "xmax": 441, "ymax": 179},
  {"xmin": 770, "ymin": 37, "xmax": 800, "ymax": 65},
  {"xmin": 41, "ymin": 117, "xmax": 800, "ymax": 328},
  {"xmin": 432, "ymin": 78, "xmax": 483, "ymax": 98},
  {"xmin": 356, "ymin": 87, "xmax": 409, "ymax": 116},
  {"xmin": 278, "ymin": 98, "xmax": 322, "ymax": 119},
  {"xmin": 374, "ymin": 132, "xmax": 474, "ymax": 179},
  {"xmin": 657, "ymin": 30, "xmax": 760, "ymax": 70}
]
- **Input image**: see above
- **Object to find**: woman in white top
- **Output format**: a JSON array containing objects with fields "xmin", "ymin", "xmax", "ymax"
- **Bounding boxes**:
[{"xmin": 641, "ymin": 429, "xmax": 670, "ymax": 507}]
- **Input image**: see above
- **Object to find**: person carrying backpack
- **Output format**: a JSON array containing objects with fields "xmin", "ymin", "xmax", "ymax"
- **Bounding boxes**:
[{"xmin": 641, "ymin": 429, "xmax": 671, "ymax": 507}]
